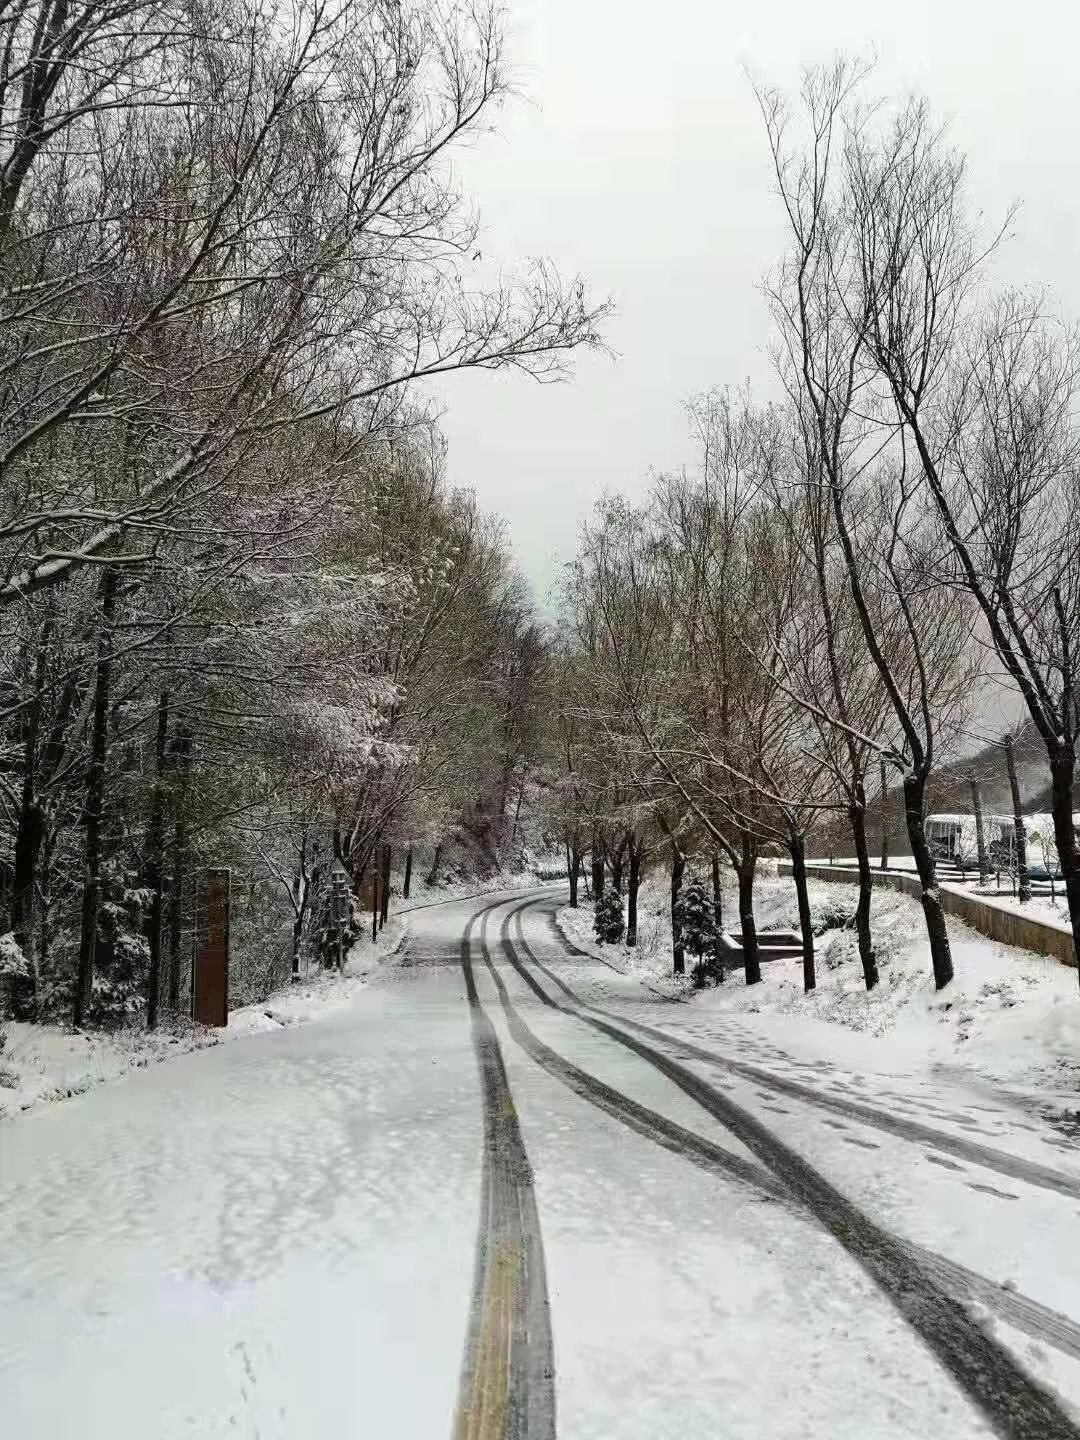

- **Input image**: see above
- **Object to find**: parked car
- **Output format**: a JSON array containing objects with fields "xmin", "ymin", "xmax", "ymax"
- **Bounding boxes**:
[{"xmin": 1026, "ymin": 862, "xmax": 1062, "ymax": 881}]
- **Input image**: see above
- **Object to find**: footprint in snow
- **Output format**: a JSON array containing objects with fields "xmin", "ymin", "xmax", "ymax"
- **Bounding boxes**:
[
  {"xmin": 967, "ymin": 1181, "xmax": 1020, "ymax": 1201},
  {"xmin": 925, "ymin": 1153, "xmax": 965, "ymax": 1172}
]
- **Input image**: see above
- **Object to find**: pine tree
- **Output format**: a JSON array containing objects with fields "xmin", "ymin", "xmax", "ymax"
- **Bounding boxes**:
[
  {"xmin": 677, "ymin": 878, "xmax": 720, "ymax": 986},
  {"xmin": 593, "ymin": 887, "xmax": 625, "ymax": 944}
]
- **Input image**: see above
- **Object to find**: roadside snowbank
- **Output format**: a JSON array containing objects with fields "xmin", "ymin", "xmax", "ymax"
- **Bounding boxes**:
[
  {"xmin": 555, "ymin": 879, "xmax": 690, "ymax": 999},
  {"xmin": 0, "ymin": 916, "xmax": 407, "ymax": 1119},
  {"xmin": 557, "ymin": 870, "xmax": 1080, "ymax": 1103},
  {"xmin": 974, "ymin": 888, "xmax": 1074, "ymax": 929},
  {"xmin": 818, "ymin": 856, "xmax": 1073, "ymax": 926}
]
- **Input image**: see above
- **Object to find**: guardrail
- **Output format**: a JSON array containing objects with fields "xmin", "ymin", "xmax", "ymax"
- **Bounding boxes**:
[{"xmin": 777, "ymin": 860, "xmax": 1077, "ymax": 969}]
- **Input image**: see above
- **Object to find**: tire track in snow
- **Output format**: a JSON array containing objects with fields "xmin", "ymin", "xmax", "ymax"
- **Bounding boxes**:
[
  {"xmin": 454, "ymin": 901, "xmax": 555, "ymax": 1440},
  {"xmin": 479, "ymin": 908, "xmax": 787, "ymax": 1203},
  {"xmin": 915, "ymin": 1250, "xmax": 1080, "ymax": 1365},
  {"xmin": 545, "ymin": 911, "xmax": 1080, "ymax": 1201},
  {"xmin": 499, "ymin": 901, "xmax": 1080, "ymax": 1365},
  {"xmin": 506, "ymin": 899, "xmax": 1080, "ymax": 1440},
  {"xmin": 493, "ymin": 902, "xmax": 1080, "ymax": 1368},
  {"xmin": 506, "ymin": 904, "xmax": 1080, "ymax": 1365}
]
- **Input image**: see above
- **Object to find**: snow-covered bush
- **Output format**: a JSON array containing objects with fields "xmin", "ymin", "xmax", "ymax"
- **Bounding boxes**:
[
  {"xmin": 593, "ymin": 888, "xmax": 625, "ymax": 944},
  {"xmin": 0, "ymin": 931, "xmax": 29, "ymax": 1022},
  {"xmin": 86, "ymin": 870, "xmax": 152, "ymax": 1027},
  {"xmin": 0, "ymin": 931, "xmax": 29, "ymax": 978},
  {"xmin": 531, "ymin": 851, "xmax": 569, "ymax": 881},
  {"xmin": 822, "ymin": 927, "xmax": 859, "ymax": 970},
  {"xmin": 811, "ymin": 898, "xmax": 856, "ymax": 936},
  {"xmin": 90, "ymin": 915, "xmax": 150, "ymax": 1027}
]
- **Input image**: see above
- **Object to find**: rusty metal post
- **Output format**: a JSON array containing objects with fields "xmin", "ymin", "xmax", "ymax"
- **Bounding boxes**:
[{"xmin": 193, "ymin": 868, "xmax": 230, "ymax": 1026}]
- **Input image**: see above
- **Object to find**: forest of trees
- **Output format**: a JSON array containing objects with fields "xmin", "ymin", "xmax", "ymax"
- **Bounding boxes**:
[
  {"xmin": 0, "ymin": 0, "xmax": 603, "ymax": 1026},
  {"xmin": 550, "ymin": 63, "xmax": 1080, "ymax": 997},
  {"xmin": 2, "ymin": 16, "xmax": 1078, "ymax": 1035}
]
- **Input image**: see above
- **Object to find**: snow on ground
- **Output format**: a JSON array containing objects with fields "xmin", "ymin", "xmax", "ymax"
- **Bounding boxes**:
[
  {"xmin": 476, "ymin": 928, "xmax": 989, "ymax": 1440},
  {"xmin": 0, "ymin": 916, "xmax": 408, "ymax": 1120},
  {"xmin": 0, "ymin": 897, "xmax": 488, "ymax": 1440},
  {"xmin": 557, "ymin": 867, "xmax": 1080, "ymax": 1108},
  {"xmin": 2, "ymin": 887, "xmax": 1079, "ymax": 1437},
  {"xmin": 821, "ymin": 855, "xmax": 1075, "ymax": 926},
  {"xmin": 517, "ymin": 899, "xmax": 1080, "ymax": 1417},
  {"xmin": 501, "ymin": 904, "xmax": 1080, "ymax": 1434},
  {"xmin": 973, "ymin": 886, "xmax": 1075, "ymax": 929},
  {"xmin": 556, "ymin": 873, "xmax": 691, "ymax": 995},
  {"xmin": 0, "ymin": 862, "xmax": 561, "ymax": 1120}
]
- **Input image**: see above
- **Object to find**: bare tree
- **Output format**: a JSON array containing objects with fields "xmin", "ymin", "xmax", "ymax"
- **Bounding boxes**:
[
  {"xmin": 759, "ymin": 65, "xmax": 976, "ymax": 989},
  {"xmin": 841, "ymin": 91, "xmax": 1080, "ymax": 969},
  {"xmin": 0, "ymin": 0, "xmax": 607, "ymax": 604}
]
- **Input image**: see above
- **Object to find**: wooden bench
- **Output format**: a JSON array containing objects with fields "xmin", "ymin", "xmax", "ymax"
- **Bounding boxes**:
[{"xmin": 719, "ymin": 930, "xmax": 804, "ymax": 962}]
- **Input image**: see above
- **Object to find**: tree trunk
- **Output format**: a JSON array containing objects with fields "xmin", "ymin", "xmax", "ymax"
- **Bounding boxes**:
[
  {"xmin": 611, "ymin": 847, "xmax": 624, "ymax": 896},
  {"xmin": 1047, "ymin": 749, "xmax": 1080, "ymax": 973},
  {"xmin": 738, "ymin": 831, "xmax": 761, "ymax": 986},
  {"xmin": 10, "ymin": 793, "xmax": 42, "ymax": 966},
  {"xmin": 144, "ymin": 690, "xmax": 170, "ymax": 1030},
  {"xmin": 73, "ymin": 568, "xmax": 117, "ymax": 1029},
  {"xmin": 566, "ymin": 842, "xmax": 578, "ymax": 906},
  {"xmin": 849, "ymin": 797, "xmax": 879, "ymax": 990},
  {"xmin": 292, "ymin": 907, "xmax": 305, "ymax": 976},
  {"xmin": 36, "ymin": 824, "xmax": 55, "ymax": 993},
  {"xmin": 426, "ymin": 842, "xmax": 442, "ymax": 887},
  {"xmin": 903, "ymin": 772, "xmax": 954, "ymax": 989},
  {"xmin": 711, "ymin": 851, "xmax": 724, "ymax": 980},
  {"xmin": 626, "ymin": 843, "xmax": 641, "ymax": 946},
  {"xmin": 670, "ymin": 848, "xmax": 685, "ymax": 975},
  {"xmin": 291, "ymin": 833, "xmax": 308, "ymax": 980},
  {"xmin": 789, "ymin": 832, "xmax": 815, "ymax": 993},
  {"xmin": 969, "ymin": 774, "xmax": 989, "ymax": 884},
  {"xmin": 879, "ymin": 756, "xmax": 890, "ymax": 871},
  {"xmin": 166, "ymin": 725, "xmax": 192, "ymax": 1012},
  {"xmin": 591, "ymin": 828, "xmax": 605, "ymax": 900},
  {"xmin": 380, "ymin": 843, "xmax": 392, "ymax": 925},
  {"xmin": 402, "ymin": 844, "xmax": 413, "ymax": 900},
  {"xmin": 510, "ymin": 780, "xmax": 524, "ymax": 846},
  {"xmin": 10, "ymin": 707, "xmax": 43, "ymax": 1019},
  {"xmin": 292, "ymin": 887, "xmax": 305, "ymax": 979},
  {"xmin": 1004, "ymin": 735, "xmax": 1031, "ymax": 903}
]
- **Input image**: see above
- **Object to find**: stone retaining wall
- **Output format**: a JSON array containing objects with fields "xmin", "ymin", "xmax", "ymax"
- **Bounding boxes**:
[{"xmin": 778, "ymin": 861, "xmax": 1077, "ymax": 969}]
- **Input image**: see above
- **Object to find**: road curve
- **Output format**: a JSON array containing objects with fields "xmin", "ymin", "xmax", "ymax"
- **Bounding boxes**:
[{"xmin": 506, "ymin": 896, "xmax": 1080, "ymax": 1440}]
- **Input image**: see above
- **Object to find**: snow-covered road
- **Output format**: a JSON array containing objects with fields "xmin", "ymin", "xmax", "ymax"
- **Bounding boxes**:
[{"xmin": 2, "ymin": 889, "xmax": 1080, "ymax": 1438}]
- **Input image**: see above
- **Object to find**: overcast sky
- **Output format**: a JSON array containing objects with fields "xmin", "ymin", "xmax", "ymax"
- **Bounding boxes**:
[{"xmin": 430, "ymin": 0, "xmax": 1080, "ymax": 611}]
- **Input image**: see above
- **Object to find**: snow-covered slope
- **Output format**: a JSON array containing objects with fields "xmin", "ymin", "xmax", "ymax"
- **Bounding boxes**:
[{"xmin": 557, "ymin": 869, "xmax": 1080, "ymax": 1108}]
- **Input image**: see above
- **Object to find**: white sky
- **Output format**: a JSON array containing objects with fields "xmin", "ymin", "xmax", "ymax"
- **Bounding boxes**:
[{"xmin": 430, "ymin": 0, "xmax": 1080, "ymax": 610}]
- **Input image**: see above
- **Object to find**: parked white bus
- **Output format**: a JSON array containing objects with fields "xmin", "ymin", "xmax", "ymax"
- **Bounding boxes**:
[
  {"xmin": 924, "ymin": 812, "xmax": 1080, "ymax": 875},
  {"xmin": 924, "ymin": 814, "xmax": 977, "ymax": 865}
]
